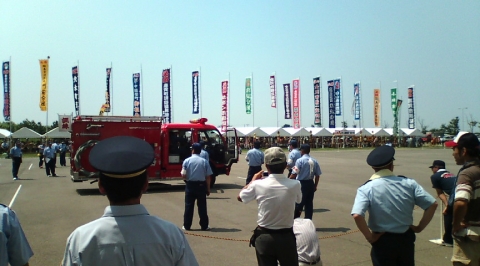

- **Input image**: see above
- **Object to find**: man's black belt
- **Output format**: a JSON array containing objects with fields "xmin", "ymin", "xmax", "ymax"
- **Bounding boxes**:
[
  {"xmin": 299, "ymin": 257, "xmax": 321, "ymax": 265},
  {"xmin": 257, "ymin": 226, "xmax": 293, "ymax": 234},
  {"xmin": 186, "ymin": 180, "xmax": 206, "ymax": 183}
]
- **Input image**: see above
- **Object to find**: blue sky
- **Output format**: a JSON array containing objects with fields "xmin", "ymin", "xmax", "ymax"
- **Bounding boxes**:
[{"xmin": 1, "ymin": 1, "xmax": 479, "ymax": 131}]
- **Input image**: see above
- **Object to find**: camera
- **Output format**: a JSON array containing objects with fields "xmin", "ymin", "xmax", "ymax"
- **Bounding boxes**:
[{"xmin": 263, "ymin": 171, "xmax": 269, "ymax": 177}]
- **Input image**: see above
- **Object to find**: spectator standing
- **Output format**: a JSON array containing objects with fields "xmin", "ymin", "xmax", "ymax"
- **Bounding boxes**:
[
  {"xmin": 10, "ymin": 140, "xmax": 22, "ymax": 180},
  {"xmin": 62, "ymin": 136, "xmax": 198, "ymax": 265},
  {"xmin": 181, "ymin": 143, "xmax": 212, "ymax": 231},
  {"xmin": 290, "ymin": 144, "xmax": 321, "ymax": 219},
  {"xmin": 427, "ymin": 159, "xmax": 455, "ymax": 247},
  {"xmin": 238, "ymin": 147, "xmax": 302, "ymax": 265},
  {"xmin": 294, "ymin": 218, "xmax": 322, "ymax": 266},
  {"xmin": 43, "ymin": 141, "xmax": 57, "ymax": 177},
  {"xmin": 450, "ymin": 133, "xmax": 480, "ymax": 265},
  {"xmin": 0, "ymin": 204, "xmax": 34, "ymax": 266},
  {"xmin": 351, "ymin": 145, "xmax": 437, "ymax": 266},
  {"xmin": 245, "ymin": 141, "xmax": 264, "ymax": 185}
]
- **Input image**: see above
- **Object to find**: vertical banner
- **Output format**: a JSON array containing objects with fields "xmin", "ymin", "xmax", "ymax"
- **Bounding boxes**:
[
  {"xmin": 313, "ymin": 77, "xmax": 321, "ymax": 126},
  {"xmin": 334, "ymin": 79, "xmax": 341, "ymax": 116},
  {"xmin": 132, "ymin": 73, "xmax": 141, "ymax": 117},
  {"xmin": 245, "ymin": 77, "xmax": 252, "ymax": 114},
  {"xmin": 2, "ymin": 61, "xmax": 10, "ymax": 121},
  {"xmin": 374, "ymin": 89, "xmax": 381, "ymax": 127},
  {"xmin": 221, "ymin": 81, "xmax": 228, "ymax": 132},
  {"xmin": 269, "ymin": 75, "xmax": 276, "ymax": 108},
  {"xmin": 192, "ymin": 71, "xmax": 199, "ymax": 114},
  {"xmin": 162, "ymin": 69, "xmax": 171, "ymax": 123},
  {"xmin": 292, "ymin": 79, "xmax": 300, "ymax": 129},
  {"xmin": 72, "ymin": 66, "xmax": 80, "ymax": 117},
  {"xmin": 58, "ymin": 114, "xmax": 73, "ymax": 132},
  {"xmin": 408, "ymin": 87, "xmax": 415, "ymax": 129},
  {"xmin": 105, "ymin": 68, "xmax": 111, "ymax": 112},
  {"xmin": 327, "ymin": 80, "xmax": 335, "ymax": 128},
  {"xmin": 390, "ymin": 88, "xmax": 397, "ymax": 113},
  {"xmin": 354, "ymin": 83, "xmax": 360, "ymax": 120},
  {"xmin": 283, "ymin": 83, "xmax": 291, "ymax": 119},
  {"xmin": 39, "ymin": 59, "xmax": 49, "ymax": 111}
]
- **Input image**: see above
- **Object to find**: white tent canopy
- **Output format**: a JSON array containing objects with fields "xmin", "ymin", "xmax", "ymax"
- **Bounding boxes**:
[
  {"xmin": 258, "ymin": 127, "xmax": 289, "ymax": 137},
  {"xmin": 303, "ymin": 127, "xmax": 331, "ymax": 137},
  {"xmin": 364, "ymin": 128, "xmax": 391, "ymax": 137},
  {"xmin": 282, "ymin": 127, "xmax": 311, "ymax": 137},
  {"xmin": 235, "ymin": 127, "xmax": 265, "ymax": 137},
  {"xmin": 12, "ymin": 127, "xmax": 42, "ymax": 139},
  {"xmin": 0, "ymin": 129, "xmax": 12, "ymax": 138},
  {"xmin": 43, "ymin": 127, "xmax": 71, "ymax": 139},
  {"xmin": 400, "ymin": 128, "xmax": 425, "ymax": 137}
]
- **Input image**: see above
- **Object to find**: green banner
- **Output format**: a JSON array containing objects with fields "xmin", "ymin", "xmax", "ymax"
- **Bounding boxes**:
[
  {"xmin": 245, "ymin": 78, "xmax": 252, "ymax": 114},
  {"xmin": 390, "ymin": 88, "xmax": 397, "ymax": 112}
]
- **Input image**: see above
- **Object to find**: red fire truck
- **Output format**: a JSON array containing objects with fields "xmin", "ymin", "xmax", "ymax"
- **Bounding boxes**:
[{"xmin": 69, "ymin": 116, "xmax": 238, "ymax": 187}]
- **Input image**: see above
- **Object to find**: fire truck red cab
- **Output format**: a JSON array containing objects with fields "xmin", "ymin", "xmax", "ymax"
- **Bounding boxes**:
[{"xmin": 70, "ymin": 116, "xmax": 238, "ymax": 187}]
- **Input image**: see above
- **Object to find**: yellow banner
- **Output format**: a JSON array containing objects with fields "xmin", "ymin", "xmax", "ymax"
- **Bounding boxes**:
[
  {"xmin": 39, "ymin": 59, "xmax": 49, "ymax": 111},
  {"xmin": 374, "ymin": 89, "xmax": 381, "ymax": 127}
]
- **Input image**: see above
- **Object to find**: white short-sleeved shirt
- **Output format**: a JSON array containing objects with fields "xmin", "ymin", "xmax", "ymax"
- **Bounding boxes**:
[
  {"xmin": 239, "ymin": 174, "xmax": 302, "ymax": 229},
  {"xmin": 294, "ymin": 218, "xmax": 321, "ymax": 263},
  {"xmin": 62, "ymin": 204, "xmax": 198, "ymax": 266}
]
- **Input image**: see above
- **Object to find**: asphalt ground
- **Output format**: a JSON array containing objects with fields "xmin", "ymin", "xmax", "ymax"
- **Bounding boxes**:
[{"xmin": 0, "ymin": 147, "xmax": 458, "ymax": 265}]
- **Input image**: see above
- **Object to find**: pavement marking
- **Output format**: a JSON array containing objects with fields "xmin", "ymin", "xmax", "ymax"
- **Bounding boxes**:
[
  {"xmin": 9, "ymin": 184, "xmax": 22, "ymax": 208},
  {"xmin": 28, "ymin": 163, "xmax": 33, "ymax": 170},
  {"xmin": 237, "ymin": 176, "xmax": 246, "ymax": 179}
]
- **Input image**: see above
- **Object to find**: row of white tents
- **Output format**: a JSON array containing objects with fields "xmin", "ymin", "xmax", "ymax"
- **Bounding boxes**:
[
  {"xmin": 0, "ymin": 127, "xmax": 71, "ymax": 139},
  {"xmin": 231, "ymin": 127, "xmax": 425, "ymax": 137}
]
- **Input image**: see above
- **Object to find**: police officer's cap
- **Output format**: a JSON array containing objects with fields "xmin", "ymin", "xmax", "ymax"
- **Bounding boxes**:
[
  {"xmin": 300, "ymin": 144, "xmax": 310, "ymax": 152},
  {"xmin": 191, "ymin": 143, "xmax": 202, "ymax": 153},
  {"xmin": 289, "ymin": 139, "xmax": 298, "ymax": 147},
  {"xmin": 89, "ymin": 136, "xmax": 154, "ymax": 178},
  {"xmin": 367, "ymin": 145, "xmax": 395, "ymax": 168}
]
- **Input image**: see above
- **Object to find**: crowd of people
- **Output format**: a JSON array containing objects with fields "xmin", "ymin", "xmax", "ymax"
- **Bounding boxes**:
[{"xmin": 2, "ymin": 132, "xmax": 479, "ymax": 265}]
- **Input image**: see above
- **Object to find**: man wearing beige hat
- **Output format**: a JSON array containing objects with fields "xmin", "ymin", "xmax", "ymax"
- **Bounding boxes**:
[{"xmin": 238, "ymin": 147, "xmax": 302, "ymax": 266}]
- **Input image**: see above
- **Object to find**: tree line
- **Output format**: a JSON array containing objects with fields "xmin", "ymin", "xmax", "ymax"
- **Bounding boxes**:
[{"xmin": 0, "ymin": 119, "xmax": 59, "ymax": 135}]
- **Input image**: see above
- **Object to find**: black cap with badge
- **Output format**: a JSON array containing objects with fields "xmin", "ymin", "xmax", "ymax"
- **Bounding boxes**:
[
  {"xmin": 367, "ymin": 145, "xmax": 395, "ymax": 168},
  {"xmin": 89, "ymin": 136, "xmax": 154, "ymax": 178},
  {"xmin": 428, "ymin": 160, "xmax": 446, "ymax": 169}
]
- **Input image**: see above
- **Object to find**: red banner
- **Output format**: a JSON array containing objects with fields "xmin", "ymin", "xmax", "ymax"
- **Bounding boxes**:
[
  {"xmin": 221, "ymin": 81, "xmax": 228, "ymax": 132},
  {"xmin": 292, "ymin": 79, "xmax": 300, "ymax": 129}
]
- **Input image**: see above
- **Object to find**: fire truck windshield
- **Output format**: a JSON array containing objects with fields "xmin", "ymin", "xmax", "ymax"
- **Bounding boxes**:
[{"xmin": 203, "ymin": 130, "xmax": 223, "ymax": 145}]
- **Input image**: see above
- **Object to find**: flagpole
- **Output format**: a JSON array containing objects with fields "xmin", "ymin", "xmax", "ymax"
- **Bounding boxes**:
[
  {"xmin": 111, "ymin": 62, "xmax": 113, "ymax": 116},
  {"xmin": 340, "ymin": 76, "xmax": 344, "ymax": 128},
  {"xmin": 77, "ymin": 60, "xmax": 80, "ymax": 116},
  {"xmin": 359, "ymin": 81, "xmax": 363, "ymax": 129},
  {"xmin": 228, "ymin": 72, "xmax": 230, "ymax": 129},
  {"xmin": 171, "ymin": 65, "xmax": 173, "ymax": 122}
]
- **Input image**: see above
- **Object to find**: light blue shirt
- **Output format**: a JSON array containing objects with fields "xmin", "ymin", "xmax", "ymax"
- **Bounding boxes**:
[
  {"xmin": 9, "ymin": 146, "xmax": 22, "ymax": 158},
  {"xmin": 62, "ymin": 204, "xmax": 198, "ymax": 266},
  {"xmin": 245, "ymin": 148, "xmax": 264, "ymax": 167},
  {"xmin": 287, "ymin": 149, "xmax": 301, "ymax": 168},
  {"xmin": 351, "ymin": 174, "xmax": 436, "ymax": 233},
  {"xmin": 292, "ymin": 154, "xmax": 321, "ymax": 180},
  {"xmin": 182, "ymin": 154, "xmax": 213, "ymax": 181},
  {"xmin": 43, "ymin": 146, "xmax": 56, "ymax": 158},
  {"xmin": 0, "ymin": 204, "xmax": 34, "ymax": 266},
  {"xmin": 200, "ymin": 149, "xmax": 209, "ymax": 162}
]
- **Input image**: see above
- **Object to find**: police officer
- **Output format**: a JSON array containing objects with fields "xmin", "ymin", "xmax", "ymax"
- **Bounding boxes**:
[
  {"xmin": 427, "ymin": 159, "xmax": 455, "ymax": 247},
  {"xmin": 181, "ymin": 143, "xmax": 213, "ymax": 231},
  {"xmin": 43, "ymin": 141, "xmax": 57, "ymax": 177},
  {"xmin": 199, "ymin": 141, "xmax": 209, "ymax": 162},
  {"xmin": 62, "ymin": 136, "xmax": 198, "ymax": 265},
  {"xmin": 38, "ymin": 141, "xmax": 45, "ymax": 168},
  {"xmin": 290, "ymin": 144, "xmax": 321, "ymax": 219},
  {"xmin": 245, "ymin": 141, "xmax": 264, "ymax": 185},
  {"xmin": 1, "ymin": 204, "xmax": 34, "ymax": 265},
  {"xmin": 351, "ymin": 145, "xmax": 437, "ymax": 266},
  {"xmin": 287, "ymin": 139, "xmax": 301, "ymax": 176},
  {"xmin": 59, "ymin": 141, "xmax": 69, "ymax": 166},
  {"xmin": 10, "ymin": 140, "xmax": 22, "ymax": 180}
]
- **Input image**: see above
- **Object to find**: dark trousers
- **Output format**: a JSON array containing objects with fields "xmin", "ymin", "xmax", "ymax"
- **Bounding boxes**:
[
  {"xmin": 371, "ymin": 229, "xmax": 416, "ymax": 266},
  {"xmin": 183, "ymin": 181, "xmax": 209, "ymax": 229},
  {"xmin": 12, "ymin": 157, "xmax": 21, "ymax": 178},
  {"xmin": 254, "ymin": 227, "xmax": 298, "ymax": 266},
  {"xmin": 39, "ymin": 154, "xmax": 44, "ymax": 167},
  {"xmin": 45, "ymin": 158, "xmax": 56, "ymax": 176},
  {"xmin": 443, "ymin": 207, "xmax": 453, "ymax": 244},
  {"xmin": 60, "ymin": 152, "xmax": 66, "ymax": 166},
  {"xmin": 295, "ymin": 180, "xmax": 315, "ymax": 219},
  {"xmin": 246, "ymin": 165, "xmax": 262, "ymax": 185}
]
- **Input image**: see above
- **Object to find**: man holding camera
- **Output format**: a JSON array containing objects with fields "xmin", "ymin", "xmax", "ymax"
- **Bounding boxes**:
[{"xmin": 238, "ymin": 147, "xmax": 302, "ymax": 265}]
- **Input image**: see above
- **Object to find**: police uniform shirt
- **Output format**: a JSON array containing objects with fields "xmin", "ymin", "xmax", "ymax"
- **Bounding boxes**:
[
  {"xmin": 292, "ymin": 154, "xmax": 321, "ymax": 180},
  {"xmin": 43, "ymin": 147, "xmax": 55, "ymax": 159},
  {"xmin": 245, "ymin": 148, "xmax": 264, "ymax": 167},
  {"xmin": 182, "ymin": 154, "xmax": 213, "ymax": 181},
  {"xmin": 239, "ymin": 174, "xmax": 302, "ymax": 229},
  {"xmin": 351, "ymin": 170, "xmax": 436, "ymax": 233},
  {"xmin": 0, "ymin": 205, "xmax": 34, "ymax": 266},
  {"xmin": 62, "ymin": 204, "xmax": 198, "ymax": 266},
  {"xmin": 430, "ymin": 169, "xmax": 456, "ymax": 195},
  {"xmin": 9, "ymin": 146, "xmax": 22, "ymax": 158},
  {"xmin": 287, "ymin": 149, "xmax": 301, "ymax": 169},
  {"xmin": 199, "ymin": 149, "xmax": 209, "ymax": 161}
]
